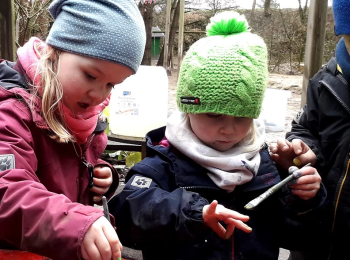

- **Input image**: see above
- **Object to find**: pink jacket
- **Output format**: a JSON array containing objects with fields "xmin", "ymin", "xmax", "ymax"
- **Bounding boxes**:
[{"xmin": 0, "ymin": 60, "xmax": 119, "ymax": 259}]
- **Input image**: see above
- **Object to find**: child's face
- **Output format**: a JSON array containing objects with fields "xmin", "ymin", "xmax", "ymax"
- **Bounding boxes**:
[
  {"xmin": 344, "ymin": 35, "xmax": 350, "ymax": 55},
  {"xmin": 188, "ymin": 113, "xmax": 253, "ymax": 152},
  {"xmin": 57, "ymin": 52, "xmax": 133, "ymax": 115}
]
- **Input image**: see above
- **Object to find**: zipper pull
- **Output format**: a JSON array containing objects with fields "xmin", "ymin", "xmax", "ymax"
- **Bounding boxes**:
[{"xmin": 82, "ymin": 158, "xmax": 94, "ymax": 189}]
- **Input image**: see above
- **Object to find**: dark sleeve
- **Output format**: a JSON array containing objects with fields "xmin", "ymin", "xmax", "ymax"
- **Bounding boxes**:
[
  {"xmin": 280, "ymin": 182, "xmax": 327, "ymax": 218},
  {"xmin": 108, "ymin": 161, "xmax": 210, "ymax": 249},
  {"xmin": 286, "ymin": 74, "xmax": 326, "ymax": 170},
  {"xmin": 277, "ymin": 181, "xmax": 328, "ymax": 251}
]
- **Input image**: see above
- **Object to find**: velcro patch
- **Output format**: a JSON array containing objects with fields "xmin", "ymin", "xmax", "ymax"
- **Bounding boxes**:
[
  {"xmin": 294, "ymin": 108, "xmax": 304, "ymax": 124},
  {"xmin": 131, "ymin": 176, "xmax": 152, "ymax": 188},
  {"xmin": 0, "ymin": 154, "xmax": 15, "ymax": 171}
]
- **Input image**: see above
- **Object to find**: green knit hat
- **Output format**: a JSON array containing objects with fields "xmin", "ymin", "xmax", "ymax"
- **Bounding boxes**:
[{"xmin": 177, "ymin": 11, "xmax": 268, "ymax": 118}]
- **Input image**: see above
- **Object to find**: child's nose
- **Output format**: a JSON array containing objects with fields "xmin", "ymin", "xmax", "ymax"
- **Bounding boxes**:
[
  {"xmin": 88, "ymin": 87, "xmax": 108, "ymax": 104},
  {"xmin": 219, "ymin": 118, "xmax": 235, "ymax": 134}
]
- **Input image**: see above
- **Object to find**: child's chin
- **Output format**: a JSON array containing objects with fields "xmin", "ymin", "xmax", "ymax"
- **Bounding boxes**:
[{"xmin": 213, "ymin": 144, "xmax": 234, "ymax": 152}]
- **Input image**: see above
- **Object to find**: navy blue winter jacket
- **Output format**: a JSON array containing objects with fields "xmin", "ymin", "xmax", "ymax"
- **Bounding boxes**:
[
  {"xmin": 109, "ymin": 126, "xmax": 326, "ymax": 260},
  {"xmin": 286, "ymin": 57, "xmax": 350, "ymax": 260}
]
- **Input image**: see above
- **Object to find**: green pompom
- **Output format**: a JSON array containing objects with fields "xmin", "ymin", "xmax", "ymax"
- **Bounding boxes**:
[{"xmin": 206, "ymin": 11, "xmax": 249, "ymax": 36}]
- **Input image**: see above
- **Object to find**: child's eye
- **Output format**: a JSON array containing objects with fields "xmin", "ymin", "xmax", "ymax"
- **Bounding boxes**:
[
  {"xmin": 107, "ymin": 83, "xmax": 115, "ymax": 89},
  {"xmin": 206, "ymin": 113, "xmax": 222, "ymax": 118},
  {"xmin": 235, "ymin": 117, "xmax": 249, "ymax": 121},
  {"xmin": 85, "ymin": 72, "xmax": 96, "ymax": 80}
]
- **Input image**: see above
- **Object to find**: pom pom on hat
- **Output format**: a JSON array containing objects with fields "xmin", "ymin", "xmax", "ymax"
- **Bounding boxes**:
[
  {"xmin": 206, "ymin": 11, "xmax": 250, "ymax": 36},
  {"xmin": 176, "ymin": 11, "xmax": 268, "ymax": 119}
]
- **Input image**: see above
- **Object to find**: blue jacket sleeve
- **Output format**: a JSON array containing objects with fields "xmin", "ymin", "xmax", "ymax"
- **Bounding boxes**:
[
  {"xmin": 277, "ymin": 182, "xmax": 328, "ymax": 251},
  {"xmin": 109, "ymin": 161, "xmax": 210, "ymax": 249}
]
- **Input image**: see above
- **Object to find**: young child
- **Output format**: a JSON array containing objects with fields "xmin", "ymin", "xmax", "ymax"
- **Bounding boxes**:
[
  {"xmin": 109, "ymin": 11, "xmax": 326, "ymax": 260},
  {"xmin": 270, "ymin": 0, "xmax": 350, "ymax": 259},
  {"xmin": 0, "ymin": 0, "xmax": 145, "ymax": 259}
]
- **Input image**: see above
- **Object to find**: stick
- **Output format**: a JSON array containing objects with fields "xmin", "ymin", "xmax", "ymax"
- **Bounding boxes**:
[
  {"xmin": 102, "ymin": 196, "xmax": 111, "ymax": 222},
  {"xmin": 244, "ymin": 163, "xmax": 311, "ymax": 210}
]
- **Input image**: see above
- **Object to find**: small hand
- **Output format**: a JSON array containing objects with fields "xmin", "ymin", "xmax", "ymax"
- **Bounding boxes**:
[
  {"xmin": 90, "ymin": 166, "xmax": 113, "ymax": 202},
  {"xmin": 81, "ymin": 216, "xmax": 122, "ymax": 260},
  {"xmin": 269, "ymin": 138, "xmax": 316, "ymax": 170},
  {"xmin": 203, "ymin": 200, "xmax": 251, "ymax": 240},
  {"xmin": 288, "ymin": 166, "xmax": 321, "ymax": 200}
]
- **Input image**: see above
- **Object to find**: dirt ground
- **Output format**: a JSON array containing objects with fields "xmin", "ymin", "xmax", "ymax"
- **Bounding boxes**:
[{"xmin": 121, "ymin": 71, "xmax": 304, "ymax": 260}]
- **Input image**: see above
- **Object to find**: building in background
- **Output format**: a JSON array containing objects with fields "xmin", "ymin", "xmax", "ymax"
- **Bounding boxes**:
[{"xmin": 152, "ymin": 26, "xmax": 164, "ymax": 63}]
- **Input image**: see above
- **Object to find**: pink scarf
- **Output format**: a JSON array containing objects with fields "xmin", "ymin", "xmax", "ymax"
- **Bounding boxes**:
[{"xmin": 17, "ymin": 37, "xmax": 110, "ymax": 144}]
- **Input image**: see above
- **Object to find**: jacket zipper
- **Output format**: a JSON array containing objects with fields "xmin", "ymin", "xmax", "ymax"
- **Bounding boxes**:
[
  {"xmin": 321, "ymin": 80, "xmax": 350, "ymax": 114},
  {"xmin": 336, "ymin": 73, "xmax": 348, "ymax": 86},
  {"xmin": 78, "ymin": 134, "xmax": 96, "ymax": 189},
  {"xmin": 180, "ymin": 186, "xmax": 221, "ymax": 191},
  {"xmin": 327, "ymin": 154, "xmax": 350, "ymax": 260}
]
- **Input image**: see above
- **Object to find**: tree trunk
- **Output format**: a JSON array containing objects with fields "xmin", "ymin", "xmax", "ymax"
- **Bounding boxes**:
[
  {"xmin": 298, "ymin": 0, "xmax": 309, "ymax": 24},
  {"xmin": 141, "ymin": 2, "xmax": 154, "ymax": 65},
  {"xmin": 264, "ymin": 0, "xmax": 271, "ymax": 17},
  {"xmin": 251, "ymin": 0, "xmax": 257, "ymax": 18},
  {"xmin": 157, "ymin": 0, "xmax": 180, "ymax": 67}
]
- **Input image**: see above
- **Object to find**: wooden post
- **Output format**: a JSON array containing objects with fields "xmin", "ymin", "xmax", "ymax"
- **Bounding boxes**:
[
  {"xmin": 0, "ymin": 0, "xmax": 16, "ymax": 61},
  {"xmin": 177, "ymin": 0, "xmax": 184, "ymax": 78},
  {"xmin": 163, "ymin": 0, "xmax": 172, "ymax": 72},
  {"xmin": 301, "ymin": 0, "xmax": 328, "ymax": 107}
]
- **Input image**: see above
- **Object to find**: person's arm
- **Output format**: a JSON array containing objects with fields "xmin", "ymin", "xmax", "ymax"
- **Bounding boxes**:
[
  {"xmin": 270, "ymin": 72, "xmax": 326, "ymax": 171},
  {"xmin": 286, "ymin": 75, "xmax": 326, "ymax": 170},
  {"xmin": 277, "ymin": 181, "xmax": 327, "ymax": 251},
  {"xmin": 276, "ymin": 165, "xmax": 327, "ymax": 251},
  {"xmin": 109, "ymin": 161, "xmax": 211, "ymax": 248},
  {"xmin": 0, "ymin": 99, "xmax": 104, "ymax": 260}
]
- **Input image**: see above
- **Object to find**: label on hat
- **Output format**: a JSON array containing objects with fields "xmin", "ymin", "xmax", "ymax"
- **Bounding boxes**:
[{"xmin": 180, "ymin": 97, "xmax": 201, "ymax": 105}]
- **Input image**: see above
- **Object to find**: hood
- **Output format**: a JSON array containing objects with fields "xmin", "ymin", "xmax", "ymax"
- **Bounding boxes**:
[
  {"xmin": 0, "ymin": 60, "xmax": 48, "ymax": 129},
  {"xmin": 0, "ymin": 60, "xmax": 29, "ymax": 90}
]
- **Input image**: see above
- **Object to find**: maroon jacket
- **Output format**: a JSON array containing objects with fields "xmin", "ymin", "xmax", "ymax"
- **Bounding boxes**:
[{"xmin": 0, "ymin": 60, "xmax": 119, "ymax": 259}]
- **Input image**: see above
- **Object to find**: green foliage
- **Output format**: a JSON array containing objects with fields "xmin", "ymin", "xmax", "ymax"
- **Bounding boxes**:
[
  {"xmin": 153, "ymin": 5, "xmax": 337, "ymax": 74},
  {"xmin": 125, "ymin": 152, "xmax": 142, "ymax": 168},
  {"xmin": 104, "ymin": 150, "xmax": 142, "ymax": 167}
]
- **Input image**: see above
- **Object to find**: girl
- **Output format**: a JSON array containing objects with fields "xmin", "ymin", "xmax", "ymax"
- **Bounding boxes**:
[
  {"xmin": 0, "ymin": 0, "xmax": 145, "ymax": 260},
  {"xmin": 109, "ymin": 12, "xmax": 326, "ymax": 260}
]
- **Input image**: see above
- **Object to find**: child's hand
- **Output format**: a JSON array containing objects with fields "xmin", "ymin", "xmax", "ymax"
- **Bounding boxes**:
[
  {"xmin": 288, "ymin": 166, "xmax": 321, "ymax": 200},
  {"xmin": 203, "ymin": 200, "xmax": 252, "ymax": 240},
  {"xmin": 81, "ymin": 216, "xmax": 122, "ymax": 260},
  {"xmin": 91, "ymin": 166, "xmax": 113, "ymax": 202},
  {"xmin": 269, "ymin": 138, "xmax": 317, "ymax": 170}
]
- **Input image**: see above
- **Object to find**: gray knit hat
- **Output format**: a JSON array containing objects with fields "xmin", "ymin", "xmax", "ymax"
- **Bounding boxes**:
[{"xmin": 46, "ymin": 0, "xmax": 146, "ymax": 73}]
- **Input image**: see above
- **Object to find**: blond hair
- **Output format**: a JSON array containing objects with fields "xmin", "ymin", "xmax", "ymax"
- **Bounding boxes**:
[
  {"xmin": 238, "ymin": 121, "xmax": 262, "ymax": 152},
  {"xmin": 33, "ymin": 45, "xmax": 74, "ymax": 143}
]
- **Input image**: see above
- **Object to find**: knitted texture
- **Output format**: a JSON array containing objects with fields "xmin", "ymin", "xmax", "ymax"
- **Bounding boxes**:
[
  {"xmin": 177, "ymin": 11, "xmax": 268, "ymax": 118},
  {"xmin": 46, "ymin": 0, "xmax": 146, "ymax": 73},
  {"xmin": 333, "ymin": 0, "xmax": 350, "ymax": 35}
]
